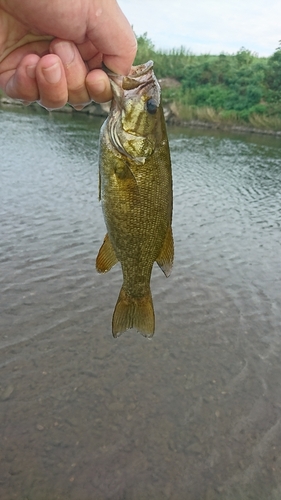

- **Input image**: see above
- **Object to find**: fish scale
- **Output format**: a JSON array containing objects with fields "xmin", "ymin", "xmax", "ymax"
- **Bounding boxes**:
[{"xmin": 96, "ymin": 61, "xmax": 173, "ymax": 337}]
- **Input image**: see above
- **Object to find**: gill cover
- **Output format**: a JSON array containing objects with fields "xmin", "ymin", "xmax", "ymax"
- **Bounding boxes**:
[{"xmin": 107, "ymin": 61, "xmax": 162, "ymax": 164}]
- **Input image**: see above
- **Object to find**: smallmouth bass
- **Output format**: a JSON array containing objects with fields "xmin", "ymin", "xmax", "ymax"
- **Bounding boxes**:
[{"xmin": 96, "ymin": 60, "xmax": 173, "ymax": 337}]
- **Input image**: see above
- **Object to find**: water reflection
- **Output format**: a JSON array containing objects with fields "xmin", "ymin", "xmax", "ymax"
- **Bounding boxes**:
[{"xmin": 0, "ymin": 107, "xmax": 281, "ymax": 499}]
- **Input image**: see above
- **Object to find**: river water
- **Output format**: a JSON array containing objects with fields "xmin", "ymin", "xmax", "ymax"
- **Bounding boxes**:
[{"xmin": 1, "ymin": 106, "xmax": 281, "ymax": 500}]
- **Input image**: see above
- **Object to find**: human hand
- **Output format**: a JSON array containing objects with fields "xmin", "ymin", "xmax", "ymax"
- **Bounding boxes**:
[{"xmin": 0, "ymin": 0, "xmax": 137, "ymax": 109}]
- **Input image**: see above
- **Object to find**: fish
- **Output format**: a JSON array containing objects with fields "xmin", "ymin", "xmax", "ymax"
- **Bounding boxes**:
[{"xmin": 96, "ymin": 60, "xmax": 173, "ymax": 338}]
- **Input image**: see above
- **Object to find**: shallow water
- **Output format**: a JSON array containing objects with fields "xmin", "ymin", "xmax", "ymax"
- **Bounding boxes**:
[{"xmin": 1, "ymin": 106, "xmax": 281, "ymax": 500}]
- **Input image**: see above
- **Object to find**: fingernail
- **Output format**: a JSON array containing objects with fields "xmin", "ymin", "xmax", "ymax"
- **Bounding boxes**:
[
  {"xmin": 20, "ymin": 100, "xmax": 32, "ymax": 106},
  {"xmin": 53, "ymin": 42, "xmax": 75, "ymax": 66},
  {"xmin": 72, "ymin": 101, "xmax": 91, "ymax": 111},
  {"xmin": 42, "ymin": 63, "xmax": 62, "ymax": 84},
  {"xmin": 26, "ymin": 64, "xmax": 36, "ymax": 79}
]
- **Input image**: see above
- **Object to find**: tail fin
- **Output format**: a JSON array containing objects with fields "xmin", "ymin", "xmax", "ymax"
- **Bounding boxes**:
[{"xmin": 112, "ymin": 286, "xmax": 155, "ymax": 338}]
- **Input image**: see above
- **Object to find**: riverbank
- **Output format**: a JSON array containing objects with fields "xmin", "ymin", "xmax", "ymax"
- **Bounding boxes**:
[
  {"xmin": 2, "ymin": 34, "xmax": 281, "ymax": 136},
  {"xmin": 2, "ymin": 93, "xmax": 281, "ymax": 137},
  {"xmin": 0, "ymin": 94, "xmax": 111, "ymax": 118},
  {"xmin": 134, "ymin": 35, "xmax": 281, "ymax": 136}
]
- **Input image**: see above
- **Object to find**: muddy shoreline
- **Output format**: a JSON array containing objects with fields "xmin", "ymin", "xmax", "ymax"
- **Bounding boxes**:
[{"xmin": 1, "ymin": 95, "xmax": 281, "ymax": 137}]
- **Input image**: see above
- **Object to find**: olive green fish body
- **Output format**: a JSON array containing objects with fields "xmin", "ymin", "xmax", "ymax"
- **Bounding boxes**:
[{"xmin": 97, "ymin": 61, "xmax": 173, "ymax": 337}]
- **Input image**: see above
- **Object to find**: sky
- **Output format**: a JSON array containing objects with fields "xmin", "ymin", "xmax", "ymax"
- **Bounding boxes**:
[{"xmin": 118, "ymin": 0, "xmax": 281, "ymax": 57}]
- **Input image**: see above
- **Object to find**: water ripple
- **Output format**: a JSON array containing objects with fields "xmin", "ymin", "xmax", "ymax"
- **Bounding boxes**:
[{"xmin": 1, "ymin": 110, "xmax": 281, "ymax": 499}]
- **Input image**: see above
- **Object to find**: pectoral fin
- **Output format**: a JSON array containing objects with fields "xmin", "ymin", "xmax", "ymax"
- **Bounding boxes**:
[
  {"xmin": 156, "ymin": 225, "xmax": 174, "ymax": 277},
  {"xmin": 96, "ymin": 233, "xmax": 118, "ymax": 273}
]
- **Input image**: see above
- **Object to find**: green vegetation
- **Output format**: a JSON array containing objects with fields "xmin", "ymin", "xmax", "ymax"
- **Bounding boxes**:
[{"xmin": 134, "ymin": 34, "xmax": 281, "ymax": 130}]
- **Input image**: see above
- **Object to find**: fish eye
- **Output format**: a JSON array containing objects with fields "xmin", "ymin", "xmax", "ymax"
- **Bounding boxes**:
[{"xmin": 146, "ymin": 98, "xmax": 158, "ymax": 114}]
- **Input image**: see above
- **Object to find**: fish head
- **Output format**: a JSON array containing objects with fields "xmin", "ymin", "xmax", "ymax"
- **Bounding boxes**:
[{"xmin": 107, "ymin": 61, "xmax": 163, "ymax": 164}]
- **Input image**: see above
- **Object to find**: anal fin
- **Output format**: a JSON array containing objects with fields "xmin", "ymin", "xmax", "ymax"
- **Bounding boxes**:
[{"xmin": 96, "ymin": 233, "xmax": 118, "ymax": 273}]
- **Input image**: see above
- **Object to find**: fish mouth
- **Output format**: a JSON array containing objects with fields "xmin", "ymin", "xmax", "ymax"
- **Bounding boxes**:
[
  {"xmin": 126, "ymin": 60, "xmax": 154, "ymax": 78},
  {"xmin": 102, "ymin": 61, "xmax": 155, "ymax": 92},
  {"xmin": 102, "ymin": 60, "xmax": 154, "ymax": 79}
]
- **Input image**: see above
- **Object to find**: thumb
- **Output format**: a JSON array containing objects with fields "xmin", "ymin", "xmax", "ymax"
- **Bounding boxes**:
[{"xmin": 87, "ymin": 1, "xmax": 137, "ymax": 75}]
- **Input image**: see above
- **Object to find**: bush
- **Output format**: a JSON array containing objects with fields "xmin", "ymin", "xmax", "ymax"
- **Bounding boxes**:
[{"xmin": 134, "ymin": 33, "xmax": 281, "ymax": 127}]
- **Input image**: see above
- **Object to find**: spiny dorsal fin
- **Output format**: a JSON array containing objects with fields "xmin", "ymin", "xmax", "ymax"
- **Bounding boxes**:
[
  {"xmin": 96, "ymin": 233, "xmax": 118, "ymax": 273},
  {"xmin": 156, "ymin": 225, "xmax": 174, "ymax": 277}
]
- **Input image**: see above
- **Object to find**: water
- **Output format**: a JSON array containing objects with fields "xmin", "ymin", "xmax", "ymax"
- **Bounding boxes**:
[{"xmin": 1, "ymin": 106, "xmax": 281, "ymax": 500}]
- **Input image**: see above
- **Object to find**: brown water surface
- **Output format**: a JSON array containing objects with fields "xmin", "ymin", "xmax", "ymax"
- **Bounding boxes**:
[{"xmin": 1, "ymin": 107, "xmax": 281, "ymax": 499}]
